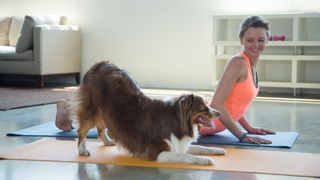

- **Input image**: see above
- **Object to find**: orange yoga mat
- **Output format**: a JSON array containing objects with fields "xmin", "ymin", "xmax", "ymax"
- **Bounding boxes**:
[{"xmin": 0, "ymin": 139, "xmax": 319, "ymax": 178}]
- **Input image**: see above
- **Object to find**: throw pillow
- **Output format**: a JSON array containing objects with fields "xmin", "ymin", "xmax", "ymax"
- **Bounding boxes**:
[
  {"xmin": 8, "ymin": 16, "xmax": 24, "ymax": 47},
  {"xmin": 15, "ymin": 15, "xmax": 42, "ymax": 53},
  {"xmin": 15, "ymin": 15, "xmax": 62, "ymax": 53},
  {"xmin": 0, "ymin": 17, "xmax": 12, "ymax": 46},
  {"xmin": 59, "ymin": 16, "xmax": 67, "ymax": 25}
]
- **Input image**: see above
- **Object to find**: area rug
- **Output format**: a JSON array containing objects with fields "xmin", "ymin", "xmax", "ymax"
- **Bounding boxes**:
[
  {"xmin": 0, "ymin": 139, "xmax": 319, "ymax": 178},
  {"xmin": 0, "ymin": 86, "xmax": 78, "ymax": 110},
  {"xmin": 7, "ymin": 122, "xmax": 299, "ymax": 148}
]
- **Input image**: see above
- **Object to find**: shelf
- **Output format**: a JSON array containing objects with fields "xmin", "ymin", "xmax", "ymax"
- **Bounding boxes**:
[
  {"xmin": 259, "ymin": 82, "xmax": 294, "ymax": 88},
  {"xmin": 214, "ymin": 41, "xmax": 320, "ymax": 46},
  {"xmin": 214, "ymin": 54, "xmax": 320, "ymax": 61},
  {"xmin": 295, "ymin": 83, "xmax": 320, "ymax": 89},
  {"xmin": 214, "ymin": 43, "xmax": 320, "ymax": 56},
  {"xmin": 213, "ymin": 81, "xmax": 295, "ymax": 88},
  {"xmin": 215, "ymin": 54, "xmax": 298, "ymax": 60},
  {"xmin": 298, "ymin": 16, "xmax": 320, "ymax": 41},
  {"xmin": 212, "ymin": 13, "xmax": 320, "ymax": 95},
  {"xmin": 296, "ymin": 55, "xmax": 320, "ymax": 61},
  {"xmin": 258, "ymin": 60, "xmax": 292, "ymax": 83},
  {"xmin": 297, "ymin": 60, "xmax": 320, "ymax": 84}
]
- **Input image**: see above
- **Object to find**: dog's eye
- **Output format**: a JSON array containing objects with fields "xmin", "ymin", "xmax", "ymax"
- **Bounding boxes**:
[{"xmin": 199, "ymin": 107, "xmax": 207, "ymax": 112}]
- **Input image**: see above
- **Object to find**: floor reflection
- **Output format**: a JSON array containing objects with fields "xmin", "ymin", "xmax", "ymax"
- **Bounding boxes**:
[{"xmin": 76, "ymin": 163, "xmax": 259, "ymax": 180}]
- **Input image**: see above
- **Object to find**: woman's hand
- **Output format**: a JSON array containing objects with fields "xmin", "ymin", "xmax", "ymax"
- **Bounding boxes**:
[
  {"xmin": 241, "ymin": 135, "xmax": 272, "ymax": 144},
  {"xmin": 239, "ymin": 126, "xmax": 275, "ymax": 144},
  {"xmin": 247, "ymin": 127, "xmax": 275, "ymax": 135}
]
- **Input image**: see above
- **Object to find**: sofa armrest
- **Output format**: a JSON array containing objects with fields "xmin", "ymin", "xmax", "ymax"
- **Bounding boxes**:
[{"xmin": 33, "ymin": 25, "xmax": 81, "ymax": 75}]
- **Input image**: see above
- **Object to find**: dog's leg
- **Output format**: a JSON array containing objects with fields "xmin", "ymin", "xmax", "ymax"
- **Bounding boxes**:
[
  {"xmin": 187, "ymin": 145, "xmax": 226, "ymax": 155},
  {"xmin": 157, "ymin": 151, "xmax": 214, "ymax": 165},
  {"xmin": 97, "ymin": 127, "xmax": 114, "ymax": 146},
  {"xmin": 96, "ymin": 119, "xmax": 114, "ymax": 146},
  {"xmin": 78, "ymin": 121, "xmax": 94, "ymax": 156},
  {"xmin": 78, "ymin": 136, "xmax": 90, "ymax": 156},
  {"xmin": 95, "ymin": 114, "xmax": 114, "ymax": 146}
]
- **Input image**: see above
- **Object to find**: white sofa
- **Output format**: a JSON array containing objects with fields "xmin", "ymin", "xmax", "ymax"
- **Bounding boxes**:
[{"xmin": 0, "ymin": 15, "xmax": 81, "ymax": 87}]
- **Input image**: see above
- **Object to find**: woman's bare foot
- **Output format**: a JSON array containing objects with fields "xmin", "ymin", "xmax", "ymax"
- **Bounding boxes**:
[{"xmin": 55, "ymin": 99, "xmax": 73, "ymax": 131}]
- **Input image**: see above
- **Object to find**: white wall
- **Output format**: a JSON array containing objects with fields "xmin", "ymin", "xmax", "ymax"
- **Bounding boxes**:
[{"xmin": 1, "ymin": 0, "xmax": 319, "ymax": 90}]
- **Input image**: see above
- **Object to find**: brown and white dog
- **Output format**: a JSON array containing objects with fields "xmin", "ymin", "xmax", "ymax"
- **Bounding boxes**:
[{"xmin": 75, "ymin": 61, "xmax": 226, "ymax": 165}]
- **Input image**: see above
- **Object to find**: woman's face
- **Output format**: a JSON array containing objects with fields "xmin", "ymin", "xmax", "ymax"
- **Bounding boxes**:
[{"xmin": 240, "ymin": 27, "xmax": 268, "ymax": 60}]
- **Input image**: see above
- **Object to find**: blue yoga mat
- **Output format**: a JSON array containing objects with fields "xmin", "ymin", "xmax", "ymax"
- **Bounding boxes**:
[
  {"xmin": 7, "ymin": 122, "xmax": 98, "ymax": 139},
  {"xmin": 7, "ymin": 122, "xmax": 299, "ymax": 148},
  {"xmin": 197, "ymin": 130, "xmax": 299, "ymax": 148}
]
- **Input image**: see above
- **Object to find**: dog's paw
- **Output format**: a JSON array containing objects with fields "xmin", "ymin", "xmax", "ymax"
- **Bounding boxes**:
[
  {"xmin": 210, "ymin": 147, "xmax": 226, "ymax": 155},
  {"xmin": 104, "ymin": 140, "xmax": 115, "ymax": 146},
  {"xmin": 188, "ymin": 145, "xmax": 226, "ymax": 155},
  {"xmin": 157, "ymin": 151, "xmax": 214, "ymax": 165},
  {"xmin": 100, "ymin": 135, "xmax": 115, "ymax": 146},
  {"xmin": 196, "ymin": 156, "xmax": 214, "ymax": 165},
  {"xmin": 79, "ymin": 149, "xmax": 90, "ymax": 156}
]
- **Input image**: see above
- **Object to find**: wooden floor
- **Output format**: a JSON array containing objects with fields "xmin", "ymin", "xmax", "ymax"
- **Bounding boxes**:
[{"xmin": 0, "ymin": 89, "xmax": 319, "ymax": 180}]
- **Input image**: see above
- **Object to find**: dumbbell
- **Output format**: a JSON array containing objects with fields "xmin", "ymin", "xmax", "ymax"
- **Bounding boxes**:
[{"xmin": 268, "ymin": 35, "xmax": 286, "ymax": 41}]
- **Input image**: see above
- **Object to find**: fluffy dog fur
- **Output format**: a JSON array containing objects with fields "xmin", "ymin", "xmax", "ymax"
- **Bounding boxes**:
[{"xmin": 76, "ymin": 61, "xmax": 226, "ymax": 165}]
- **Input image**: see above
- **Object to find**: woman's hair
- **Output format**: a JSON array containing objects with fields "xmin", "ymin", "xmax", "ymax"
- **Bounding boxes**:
[{"xmin": 239, "ymin": 16, "xmax": 270, "ymax": 38}]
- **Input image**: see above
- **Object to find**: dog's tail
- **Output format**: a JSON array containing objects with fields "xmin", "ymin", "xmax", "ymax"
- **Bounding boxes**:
[
  {"xmin": 82, "ymin": 61, "xmax": 112, "ymax": 83},
  {"xmin": 75, "ymin": 61, "xmax": 115, "ymax": 120}
]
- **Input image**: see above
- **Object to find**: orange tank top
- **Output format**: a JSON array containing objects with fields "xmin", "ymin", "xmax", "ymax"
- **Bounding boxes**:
[
  {"xmin": 225, "ymin": 51, "xmax": 259, "ymax": 120},
  {"xmin": 209, "ymin": 51, "xmax": 260, "ymax": 133}
]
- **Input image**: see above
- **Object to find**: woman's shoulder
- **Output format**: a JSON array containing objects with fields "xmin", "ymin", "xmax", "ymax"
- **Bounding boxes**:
[
  {"xmin": 227, "ymin": 54, "xmax": 246, "ymax": 68},
  {"xmin": 223, "ymin": 54, "xmax": 248, "ymax": 81}
]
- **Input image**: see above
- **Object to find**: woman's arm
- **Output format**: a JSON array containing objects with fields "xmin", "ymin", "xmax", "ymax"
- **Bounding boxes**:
[
  {"xmin": 210, "ymin": 56, "xmax": 247, "ymax": 139},
  {"xmin": 238, "ymin": 116, "xmax": 275, "ymax": 135}
]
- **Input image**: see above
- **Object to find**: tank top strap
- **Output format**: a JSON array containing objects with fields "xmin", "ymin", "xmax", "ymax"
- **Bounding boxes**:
[
  {"xmin": 241, "ymin": 51, "xmax": 259, "ymax": 89},
  {"xmin": 241, "ymin": 51, "xmax": 250, "ymax": 64},
  {"xmin": 239, "ymin": 51, "xmax": 252, "ymax": 83}
]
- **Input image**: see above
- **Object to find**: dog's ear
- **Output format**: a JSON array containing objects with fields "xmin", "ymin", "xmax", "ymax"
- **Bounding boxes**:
[{"xmin": 178, "ymin": 94, "xmax": 194, "ymax": 135}]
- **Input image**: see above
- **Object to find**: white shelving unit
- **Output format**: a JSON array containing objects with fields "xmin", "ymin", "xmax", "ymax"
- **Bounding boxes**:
[{"xmin": 212, "ymin": 13, "xmax": 320, "ymax": 95}]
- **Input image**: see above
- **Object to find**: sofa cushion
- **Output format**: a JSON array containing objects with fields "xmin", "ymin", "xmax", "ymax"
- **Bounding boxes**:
[
  {"xmin": 0, "ymin": 17, "xmax": 12, "ymax": 46},
  {"xmin": 0, "ymin": 46, "xmax": 33, "ymax": 60},
  {"xmin": 8, "ymin": 16, "xmax": 24, "ymax": 47},
  {"xmin": 59, "ymin": 16, "xmax": 68, "ymax": 25},
  {"xmin": 15, "ymin": 15, "xmax": 61, "ymax": 53}
]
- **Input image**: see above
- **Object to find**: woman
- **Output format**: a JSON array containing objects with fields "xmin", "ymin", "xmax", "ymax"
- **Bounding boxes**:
[{"xmin": 200, "ymin": 16, "xmax": 275, "ymax": 144}]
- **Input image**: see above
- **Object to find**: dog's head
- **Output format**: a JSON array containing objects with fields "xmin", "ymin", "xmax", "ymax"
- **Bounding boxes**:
[{"xmin": 177, "ymin": 94, "xmax": 220, "ymax": 135}]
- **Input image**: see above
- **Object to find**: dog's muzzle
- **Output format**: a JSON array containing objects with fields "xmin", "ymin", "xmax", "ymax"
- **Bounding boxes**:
[{"xmin": 197, "ymin": 116, "xmax": 215, "ymax": 128}]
